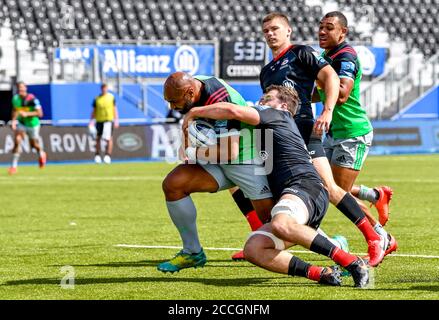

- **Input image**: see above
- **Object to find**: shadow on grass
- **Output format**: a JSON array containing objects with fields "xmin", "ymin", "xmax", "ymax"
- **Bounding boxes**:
[
  {"xmin": 385, "ymin": 278, "xmax": 439, "ymax": 285},
  {"xmin": 50, "ymin": 259, "xmax": 256, "ymax": 268},
  {"xmin": 2, "ymin": 276, "xmax": 289, "ymax": 287},
  {"xmin": 410, "ymin": 285, "xmax": 439, "ymax": 292},
  {"xmin": 371, "ymin": 285, "xmax": 439, "ymax": 292}
]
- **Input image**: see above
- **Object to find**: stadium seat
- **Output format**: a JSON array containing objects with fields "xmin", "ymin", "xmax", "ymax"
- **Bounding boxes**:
[{"xmin": 336, "ymin": 0, "xmax": 436, "ymax": 55}]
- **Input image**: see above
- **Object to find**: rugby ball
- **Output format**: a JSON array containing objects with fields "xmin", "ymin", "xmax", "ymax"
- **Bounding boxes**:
[{"xmin": 188, "ymin": 120, "xmax": 217, "ymax": 147}]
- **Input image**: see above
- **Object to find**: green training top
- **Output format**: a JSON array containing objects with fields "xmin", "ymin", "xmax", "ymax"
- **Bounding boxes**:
[
  {"xmin": 12, "ymin": 93, "xmax": 41, "ymax": 128},
  {"xmin": 317, "ymin": 42, "xmax": 372, "ymax": 139}
]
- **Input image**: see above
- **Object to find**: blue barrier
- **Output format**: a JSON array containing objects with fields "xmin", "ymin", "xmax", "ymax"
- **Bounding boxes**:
[
  {"xmin": 26, "ymin": 84, "xmax": 52, "ymax": 121},
  {"xmin": 370, "ymin": 119, "xmax": 439, "ymax": 155},
  {"xmin": 392, "ymin": 86, "xmax": 439, "ymax": 120},
  {"xmin": 28, "ymin": 83, "xmax": 150, "ymax": 126}
]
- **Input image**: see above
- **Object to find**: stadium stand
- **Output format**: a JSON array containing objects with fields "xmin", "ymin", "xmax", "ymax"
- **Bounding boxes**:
[
  {"xmin": 337, "ymin": 0, "xmax": 439, "ymax": 57},
  {"xmin": 0, "ymin": 0, "xmax": 437, "ymax": 121},
  {"xmin": 1, "ymin": 0, "xmax": 436, "ymax": 56}
]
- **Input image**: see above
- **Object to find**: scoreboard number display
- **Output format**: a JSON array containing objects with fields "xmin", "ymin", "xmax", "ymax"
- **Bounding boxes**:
[{"xmin": 220, "ymin": 40, "xmax": 267, "ymax": 80}]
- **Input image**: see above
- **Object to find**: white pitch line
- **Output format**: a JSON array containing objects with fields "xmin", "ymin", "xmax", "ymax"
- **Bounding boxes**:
[
  {"xmin": 115, "ymin": 244, "xmax": 439, "ymax": 259},
  {"xmin": 116, "ymin": 244, "xmax": 245, "ymax": 251}
]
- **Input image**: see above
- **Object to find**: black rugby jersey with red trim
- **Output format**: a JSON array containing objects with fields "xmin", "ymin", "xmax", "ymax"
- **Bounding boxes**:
[{"xmin": 260, "ymin": 45, "xmax": 328, "ymax": 119}]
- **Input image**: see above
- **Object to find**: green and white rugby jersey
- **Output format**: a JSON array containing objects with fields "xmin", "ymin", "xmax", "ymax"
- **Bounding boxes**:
[{"xmin": 195, "ymin": 75, "xmax": 258, "ymax": 164}]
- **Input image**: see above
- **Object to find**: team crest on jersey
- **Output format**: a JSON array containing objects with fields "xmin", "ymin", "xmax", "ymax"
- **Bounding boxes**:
[{"xmin": 280, "ymin": 58, "xmax": 290, "ymax": 70}]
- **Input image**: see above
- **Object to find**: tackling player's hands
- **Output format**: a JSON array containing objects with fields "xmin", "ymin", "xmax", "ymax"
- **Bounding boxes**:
[
  {"xmin": 181, "ymin": 110, "xmax": 195, "ymax": 133},
  {"xmin": 314, "ymin": 109, "xmax": 332, "ymax": 135}
]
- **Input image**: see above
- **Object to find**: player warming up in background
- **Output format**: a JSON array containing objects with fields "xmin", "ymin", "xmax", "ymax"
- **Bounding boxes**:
[
  {"xmin": 89, "ymin": 83, "xmax": 119, "ymax": 164},
  {"xmin": 8, "ymin": 81, "xmax": 46, "ymax": 175}
]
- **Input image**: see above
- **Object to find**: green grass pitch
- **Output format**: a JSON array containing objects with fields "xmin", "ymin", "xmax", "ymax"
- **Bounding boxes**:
[{"xmin": 0, "ymin": 154, "xmax": 438, "ymax": 300}]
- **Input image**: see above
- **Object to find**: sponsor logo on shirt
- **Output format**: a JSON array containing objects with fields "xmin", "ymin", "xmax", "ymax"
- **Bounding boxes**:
[
  {"xmin": 282, "ymin": 79, "xmax": 296, "ymax": 89},
  {"xmin": 340, "ymin": 61, "xmax": 356, "ymax": 78}
]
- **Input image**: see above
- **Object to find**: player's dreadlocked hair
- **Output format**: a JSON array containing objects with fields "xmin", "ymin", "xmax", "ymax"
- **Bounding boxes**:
[{"xmin": 265, "ymin": 84, "xmax": 299, "ymax": 116}]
